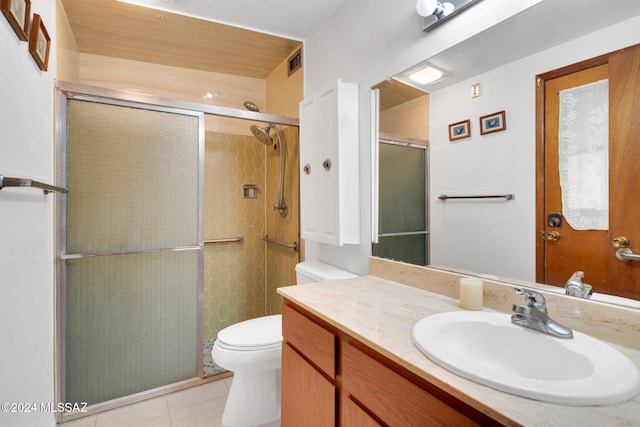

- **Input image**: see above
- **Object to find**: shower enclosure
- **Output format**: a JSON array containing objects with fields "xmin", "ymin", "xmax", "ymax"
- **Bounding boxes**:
[
  {"xmin": 55, "ymin": 83, "xmax": 299, "ymax": 421},
  {"xmin": 373, "ymin": 137, "xmax": 429, "ymax": 265}
]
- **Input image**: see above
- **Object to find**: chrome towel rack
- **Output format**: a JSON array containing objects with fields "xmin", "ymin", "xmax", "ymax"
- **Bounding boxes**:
[
  {"xmin": 438, "ymin": 193, "xmax": 515, "ymax": 201},
  {"xmin": 263, "ymin": 234, "xmax": 298, "ymax": 252},
  {"xmin": 204, "ymin": 236, "xmax": 244, "ymax": 244},
  {"xmin": 0, "ymin": 175, "xmax": 68, "ymax": 194}
]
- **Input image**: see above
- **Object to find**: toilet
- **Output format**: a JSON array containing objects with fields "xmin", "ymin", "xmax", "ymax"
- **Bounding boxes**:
[{"xmin": 212, "ymin": 261, "xmax": 357, "ymax": 427}]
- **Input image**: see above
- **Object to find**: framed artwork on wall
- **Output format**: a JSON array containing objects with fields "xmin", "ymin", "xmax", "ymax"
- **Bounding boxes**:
[
  {"xmin": 28, "ymin": 13, "xmax": 50, "ymax": 71},
  {"xmin": 1, "ymin": 0, "xmax": 30, "ymax": 41},
  {"xmin": 448, "ymin": 119, "xmax": 471, "ymax": 141},
  {"xmin": 479, "ymin": 110, "xmax": 506, "ymax": 135}
]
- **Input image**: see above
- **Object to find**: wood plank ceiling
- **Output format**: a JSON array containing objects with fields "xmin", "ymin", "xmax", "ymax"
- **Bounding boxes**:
[
  {"xmin": 61, "ymin": 0, "xmax": 302, "ymax": 79},
  {"xmin": 373, "ymin": 79, "xmax": 429, "ymax": 111}
]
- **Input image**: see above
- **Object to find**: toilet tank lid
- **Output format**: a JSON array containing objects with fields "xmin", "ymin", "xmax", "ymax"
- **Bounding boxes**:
[
  {"xmin": 217, "ymin": 314, "xmax": 282, "ymax": 348},
  {"xmin": 295, "ymin": 261, "xmax": 357, "ymax": 282}
]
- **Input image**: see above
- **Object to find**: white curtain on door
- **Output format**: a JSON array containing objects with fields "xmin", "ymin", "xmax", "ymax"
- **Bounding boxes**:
[{"xmin": 558, "ymin": 79, "xmax": 609, "ymax": 230}]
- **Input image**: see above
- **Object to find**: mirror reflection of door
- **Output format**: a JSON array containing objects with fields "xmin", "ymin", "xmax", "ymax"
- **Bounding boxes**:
[
  {"xmin": 538, "ymin": 43, "xmax": 640, "ymax": 300},
  {"xmin": 374, "ymin": 138, "xmax": 428, "ymax": 266}
]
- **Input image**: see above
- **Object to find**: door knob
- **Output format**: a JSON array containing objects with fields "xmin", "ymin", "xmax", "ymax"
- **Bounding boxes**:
[
  {"xmin": 611, "ymin": 236, "xmax": 629, "ymax": 248},
  {"xmin": 546, "ymin": 231, "xmax": 560, "ymax": 241}
]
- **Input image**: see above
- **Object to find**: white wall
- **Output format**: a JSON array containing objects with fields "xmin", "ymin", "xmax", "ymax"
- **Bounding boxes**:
[
  {"xmin": 0, "ymin": 1, "xmax": 56, "ymax": 426},
  {"xmin": 304, "ymin": 0, "xmax": 639, "ymax": 278},
  {"xmin": 430, "ymin": 15, "xmax": 640, "ymax": 280},
  {"xmin": 303, "ymin": 0, "xmax": 543, "ymax": 275}
]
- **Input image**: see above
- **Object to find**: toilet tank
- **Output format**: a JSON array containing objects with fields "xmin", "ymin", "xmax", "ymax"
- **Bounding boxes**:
[{"xmin": 295, "ymin": 261, "xmax": 357, "ymax": 284}]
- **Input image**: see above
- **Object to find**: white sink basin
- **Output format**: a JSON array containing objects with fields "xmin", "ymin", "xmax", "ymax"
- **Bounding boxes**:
[{"xmin": 412, "ymin": 311, "xmax": 640, "ymax": 406}]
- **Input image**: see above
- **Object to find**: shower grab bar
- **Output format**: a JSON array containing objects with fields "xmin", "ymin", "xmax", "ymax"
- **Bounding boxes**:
[
  {"xmin": 204, "ymin": 236, "xmax": 244, "ymax": 244},
  {"xmin": 438, "ymin": 193, "xmax": 515, "ymax": 201},
  {"xmin": 60, "ymin": 245, "xmax": 201, "ymax": 259},
  {"xmin": 263, "ymin": 234, "xmax": 298, "ymax": 252},
  {"xmin": 0, "ymin": 175, "xmax": 68, "ymax": 194}
]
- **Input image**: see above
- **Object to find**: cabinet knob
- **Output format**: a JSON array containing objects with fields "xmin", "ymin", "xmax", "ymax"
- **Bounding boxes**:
[
  {"xmin": 303, "ymin": 163, "xmax": 311, "ymax": 175},
  {"xmin": 323, "ymin": 159, "xmax": 332, "ymax": 171}
]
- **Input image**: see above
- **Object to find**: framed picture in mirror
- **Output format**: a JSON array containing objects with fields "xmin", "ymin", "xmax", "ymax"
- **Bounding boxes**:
[
  {"xmin": 448, "ymin": 119, "xmax": 471, "ymax": 141},
  {"xmin": 1, "ymin": 0, "xmax": 30, "ymax": 41},
  {"xmin": 28, "ymin": 13, "xmax": 50, "ymax": 71},
  {"xmin": 480, "ymin": 110, "xmax": 506, "ymax": 135}
]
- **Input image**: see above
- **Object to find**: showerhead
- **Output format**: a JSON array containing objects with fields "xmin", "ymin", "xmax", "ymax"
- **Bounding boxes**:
[
  {"xmin": 250, "ymin": 125, "xmax": 273, "ymax": 145},
  {"xmin": 244, "ymin": 101, "xmax": 274, "ymax": 145},
  {"xmin": 243, "ymin": 101, "xmax": 264, "ymax": 113}
]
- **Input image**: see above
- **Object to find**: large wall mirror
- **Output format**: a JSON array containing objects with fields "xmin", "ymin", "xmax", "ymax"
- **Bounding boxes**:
[{"xmin": 372, "ymin": 0, "xmax": 640, "ymax": 309}]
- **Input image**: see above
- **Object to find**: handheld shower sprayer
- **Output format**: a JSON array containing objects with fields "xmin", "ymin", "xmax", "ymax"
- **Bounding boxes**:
[{"xmin": 243, "ymin": 101, "xmax": 288, "ymax": 217}]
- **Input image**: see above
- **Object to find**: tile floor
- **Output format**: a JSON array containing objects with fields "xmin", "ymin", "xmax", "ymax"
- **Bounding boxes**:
[{"xmin": 59, "ymin": 378, "xmax": 280, "ymax": 427}]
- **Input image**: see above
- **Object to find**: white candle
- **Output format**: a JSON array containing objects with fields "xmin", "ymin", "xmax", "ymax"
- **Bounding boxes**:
[{"xmin": 459, "ymin": 277, "xmax": 483, "ymax": 310}]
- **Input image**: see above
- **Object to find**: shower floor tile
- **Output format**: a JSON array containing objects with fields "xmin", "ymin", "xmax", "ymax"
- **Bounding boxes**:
[{"xmin": 204, "ymin": 338, "xmax": 227, "ymax": 378}]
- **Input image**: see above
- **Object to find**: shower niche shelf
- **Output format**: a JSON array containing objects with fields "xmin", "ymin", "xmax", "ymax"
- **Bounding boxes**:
[{"xmin": 243, "ymin": 184, "xmax": 258, "ymax": 199}]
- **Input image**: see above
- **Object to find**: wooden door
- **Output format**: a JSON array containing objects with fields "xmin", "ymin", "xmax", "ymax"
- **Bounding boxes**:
[{"xmin": 537, "ymin": 44, "xmax": 640, "ymax": 300}]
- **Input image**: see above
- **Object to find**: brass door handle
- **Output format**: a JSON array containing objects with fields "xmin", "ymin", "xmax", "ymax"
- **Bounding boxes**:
[
  {"xmin": 546, "ymin": 231, "xmax": 560, "ymax": 241},
  {"xmin": 612, "ymin": 236, "xmax": 629, "ymax": 248}
]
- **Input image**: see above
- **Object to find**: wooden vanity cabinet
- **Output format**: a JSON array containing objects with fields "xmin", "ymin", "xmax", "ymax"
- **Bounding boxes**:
[
  {"xmin": 282, "ymin": 300, "xmax": 502, "ymax": 427},
  {"xmin": 282, "ymin": 302, "xmax": 337, "ymax": 427},
  {"xmin": 341, "ymin": 339, "xmax": 487, "ymax": 426}
]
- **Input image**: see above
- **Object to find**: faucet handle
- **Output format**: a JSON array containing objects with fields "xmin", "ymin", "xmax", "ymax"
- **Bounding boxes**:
[{"xmin": 515, "ymin": 288, "xmax": 547, "ymax": 312}]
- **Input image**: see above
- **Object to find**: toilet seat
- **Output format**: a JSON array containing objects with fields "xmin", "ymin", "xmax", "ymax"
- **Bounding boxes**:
[
  {"xmin": 216, "ymin": 314, "xmax": 282, "ymax": 350},
  {"xmin": 215, "ymin": 340, "xmax": 281, "ymax": 352}
]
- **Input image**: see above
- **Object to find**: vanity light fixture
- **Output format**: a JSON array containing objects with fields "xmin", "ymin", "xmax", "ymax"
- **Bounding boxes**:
[
  {"xmin": 416, "ymin": 0, "xmax": 455, "ymax": 19},
  {"xmin": 417, "ymin": 0, "xmax": 483, "ymax": 32}
]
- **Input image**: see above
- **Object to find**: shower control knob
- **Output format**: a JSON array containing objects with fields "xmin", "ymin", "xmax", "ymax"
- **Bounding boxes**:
[
  {"xmin": 323, "ymin": 159, "xmax": 332, "ymax": 171},
  {"xmin": 303, "ymin": 163, "xmax": 311, "ymax": 175}
]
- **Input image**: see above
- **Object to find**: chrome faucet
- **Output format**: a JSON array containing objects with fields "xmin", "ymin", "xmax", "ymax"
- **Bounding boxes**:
[
  {"xmin": 564, "ymin": 271, "xmax": 593, "ymax": 299},
  {"xmin": 511, "ymin": 288, "xmax": 573, "ymax": 339}
]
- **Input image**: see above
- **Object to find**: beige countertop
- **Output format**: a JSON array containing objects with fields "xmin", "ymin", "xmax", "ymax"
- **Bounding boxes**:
[{"xmin": 277, "ymin": 275, "xmax": 640, "ymax": 427}]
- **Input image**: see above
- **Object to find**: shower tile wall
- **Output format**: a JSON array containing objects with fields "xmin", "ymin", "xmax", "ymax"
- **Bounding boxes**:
[
  {"xmin": 204, "ymin": 131, "xmax": 266, "ymax": 339},
  {"xmin": 265, "ymin": 126, "xmax": 300, "ymax": 314}
]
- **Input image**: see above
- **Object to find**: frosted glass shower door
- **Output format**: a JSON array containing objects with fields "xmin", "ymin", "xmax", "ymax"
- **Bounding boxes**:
[
  {"xmin": 374, "ymin": 141, "xmax": 428, "ymax": 265},
  {"xmin": 60, "ymin": 99, "xmax": 203, "ymax": 407}
]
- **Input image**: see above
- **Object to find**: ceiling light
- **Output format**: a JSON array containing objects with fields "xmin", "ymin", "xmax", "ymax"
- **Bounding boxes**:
[
  {"xmin": 408, "ymin": 66, "xmax": 445, "ymax": 85},
  {"xmin": 392, "ymin": 62, "xmax": 450, "ymax": 91}
]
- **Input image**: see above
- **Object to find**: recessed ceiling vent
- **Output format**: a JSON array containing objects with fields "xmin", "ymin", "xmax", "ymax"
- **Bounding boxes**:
[{"xmin": 288, "ymin": 48, "xmax": 302, "ymax": 76}]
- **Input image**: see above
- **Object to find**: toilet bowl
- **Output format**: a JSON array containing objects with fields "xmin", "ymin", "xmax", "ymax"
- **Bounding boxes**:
[{"xmin": 212, "ymin": 261, "xmax": 356, "ymax": 427}]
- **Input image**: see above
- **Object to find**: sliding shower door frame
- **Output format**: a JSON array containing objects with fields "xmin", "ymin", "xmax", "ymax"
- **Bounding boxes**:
[
  {"xmin": 54, "ymin": 82, "xmax": 299, "ymax": 422},
  {"xmin": 53, "ymin": 84, "xmax": 208, "ymax": 423},
  {"xmin": 375, "ymin": 134, "xmax": 430, "ymax": 265}
]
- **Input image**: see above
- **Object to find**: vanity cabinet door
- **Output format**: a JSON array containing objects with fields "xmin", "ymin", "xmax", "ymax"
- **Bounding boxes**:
[
  {"xmin": 282, "ymin": 302, "xmax": 337, "ymax": 426},
  {"xmin": 282, "ymin": 343, "xmax": 335, "ymax": 427},
  {"xmin": 341, "ymin": 394, "xmax": 382, "ymax": 427}
]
